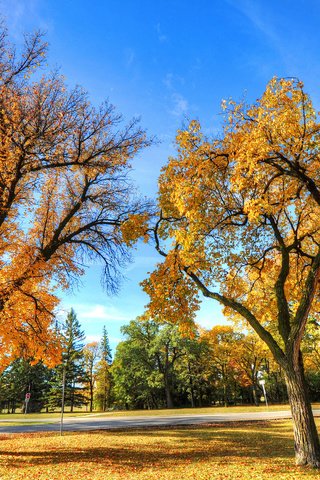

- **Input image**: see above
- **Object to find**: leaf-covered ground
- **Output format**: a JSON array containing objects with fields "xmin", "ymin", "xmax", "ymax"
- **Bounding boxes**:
[{"xmin": 0, "ymin": 420, "xmax": 319, "ymax": 479}]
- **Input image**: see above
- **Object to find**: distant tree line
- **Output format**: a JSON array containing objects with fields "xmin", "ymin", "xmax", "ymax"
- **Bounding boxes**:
[
  {"xmin": 1, "ymin": 311, "xmax": 320, "ymax": 413},
  {"xmin": 110, "ymin": 317, "xmax": 320, "ymax": 410},
  {"xmin": 0, "ymin": 309, "xmax": 112, "ymax": 414}
]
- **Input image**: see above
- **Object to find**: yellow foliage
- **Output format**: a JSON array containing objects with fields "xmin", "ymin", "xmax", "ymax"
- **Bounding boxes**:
[
  {"xmin": 143, "ymin": 77, "xmax": 320, "ymax": 370},
  {"xmin": 120, "ymin": 213, "xmax": 150, "ymax": 246}
]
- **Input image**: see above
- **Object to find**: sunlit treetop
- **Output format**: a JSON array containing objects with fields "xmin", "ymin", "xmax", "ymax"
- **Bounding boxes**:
[{"xmin": 136, "ymin": 78, "xmax": 320, "ymax": 365}]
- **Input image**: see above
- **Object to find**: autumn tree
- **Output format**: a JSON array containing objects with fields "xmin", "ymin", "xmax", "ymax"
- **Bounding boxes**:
[
  {"xmin": 0, "ymin": 28, "xmax": 150, "ymax": 369},
  {"xmin": 302, "ymin": 321, "xmax": 320, "ymax": 401},
  {"xmin": 83, "ymin": 341, "xmax": 99, "ymax": 412},
  {"xmin": 139, "ymin": 78, "xmax": 320, "ymax": 467},
  {"xmin": 303, "ymin": 321, "xmax": 320, "ymax": 372},
  {"xmin": 231, "ymin": 333, "xmax": 270, "ymax": 406},
  {"xmin": 203, "ymin": 326, "xmax": 244, "ymax": 406}
]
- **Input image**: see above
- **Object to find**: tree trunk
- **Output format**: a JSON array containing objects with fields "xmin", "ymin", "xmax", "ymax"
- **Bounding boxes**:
[
  {"xmin": 89, "ymin": 382, "xmax": 93, "ymax": 412},
  {"xmin": 223, "ymin": 383, "xmax": 228, "ymax": 407},
  {"xmin": 284, "ymin": 358, "xmax": 320, "ymax": 467},
  {"xmin": 164, "ymin": 377, "xmax": 174, "ymax": 408},
  {"xmin": 252, "ymin": 384, "xmax": 259, "ymax": 406},
  {"xmin": 187, "ymin": 362, "xmax": 195, "ymax": 408},
  {"xmin": 163, "ymin": 352, "xmax": 174, "ymax": 409},
  {"xmin": 103, "ymin": 370, "xmax": 108, "ymax": 411}
]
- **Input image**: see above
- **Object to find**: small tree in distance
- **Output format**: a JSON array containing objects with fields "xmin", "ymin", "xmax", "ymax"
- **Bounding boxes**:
[
  {"xmin": 136, "ymin": 78, "xmax": 320, "ymax": 467},
  {"xmin": 83, "ymin": 341, "xmax": 99, "ymax": 412},
  {"xmin": 95, "ymin": 326, "xmax": 113, "ymax": 411}
]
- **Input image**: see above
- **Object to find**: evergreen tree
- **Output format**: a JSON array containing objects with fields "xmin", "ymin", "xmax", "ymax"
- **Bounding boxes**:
[
  {"xmin": 95, "ymin": 326, "xmax": 113, "ymax": 411},
  {"xmin": 0, "ymin": 360, "xmax": 52, "ymax": 413},
  {"xmin": 100, "ymin": 325, "xmax": 112, "ymax": 364},
  {"xmin": 47, "ymin": 309, "xmax": 87, "ymax": 412}
]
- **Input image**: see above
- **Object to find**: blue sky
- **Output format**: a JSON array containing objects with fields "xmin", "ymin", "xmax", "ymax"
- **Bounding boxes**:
[{"xmin": 2, "ymin": 0, "xmax": 320, "ymax": 350}]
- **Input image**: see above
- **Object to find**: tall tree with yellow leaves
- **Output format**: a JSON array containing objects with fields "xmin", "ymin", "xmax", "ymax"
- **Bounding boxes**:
[
  {"xmin": 0, "ymin": 28, "xmax": 150, "ymax": 370},
  {"xmin": 137, "ymin": 78, "xmax": 320, "ymax": 467}
]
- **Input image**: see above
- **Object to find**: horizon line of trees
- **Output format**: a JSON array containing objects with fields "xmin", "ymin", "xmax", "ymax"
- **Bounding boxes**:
[{"xmin": 1, "ymin": 309, "xmax": 320, "ymax": 414}]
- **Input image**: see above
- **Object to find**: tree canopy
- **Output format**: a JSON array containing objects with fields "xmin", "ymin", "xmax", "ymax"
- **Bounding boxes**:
[{"xmin": 0, "ymin": 29, "xmax": 150, "ymax": 369}]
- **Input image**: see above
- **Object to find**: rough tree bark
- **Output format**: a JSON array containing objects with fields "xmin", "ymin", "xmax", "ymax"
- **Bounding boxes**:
[{"xmin": 283, "ymin": 355, "xmax": 320, "ymax": 467}]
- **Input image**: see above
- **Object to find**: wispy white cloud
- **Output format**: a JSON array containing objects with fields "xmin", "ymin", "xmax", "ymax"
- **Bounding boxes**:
[
  {"xmin": 163, "ymin": 73, "xmax": 174, "ymax": 89},
  {"xmin": 155, "ymin": 23, "xmax": 168, "ymax": 43},
  {"xmin": 1, "ymin": 0, "xmax": 51, "ymax": 37},
  {"xmin": 230, "ymin": 0, "xmax": 278, "ymax": 43},
  {"xmin": 60, "ymin": 303, "xmax": 132, "ymax": 323},
  {"xmin": 162, "ymin": 73, "xmax": 189, "ymax": 117},
  {"xmin": 1, "ymin": 0, "xmax": 30, "ymax": 24},
  {"xmin": 85, "ymin": 334, "xmax": 101, "ymax": 343},
  {"xmin": 86, "ymin": 334, "xmax": 122, "ymax": 344},
  {"xmin": 163, "ymin": 72, "xmax": 185, "ymax": 90},
  {"xmin": 59, "ymin": 303, "xmax": 133, "ymax": 350},
  {"xmin": 124, "ymin": 48, "xmax": 135, "ymax": 68},
  {"xmin": 226, "ymin": 0, "xmax": 296, "ymax": 72},
  {"xmin": 170, "ymin": 92, "xmax": 189, "ymax": 117}
]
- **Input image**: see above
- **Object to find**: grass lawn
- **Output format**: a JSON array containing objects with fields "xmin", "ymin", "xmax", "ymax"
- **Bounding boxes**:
[
  {"xmin": 0, "ymin": 420, "xmax": 320, "ymax": 479},
  {"xmin": 95, "ymin": 403, "xmax": 320, "ymax": 417},
  {"xmin": 0, "ymin": 411, "xmax": 94, "ymax": 420},
  {"xmin": 2, "ymin": 403, "xmax": 320, "ymax": 422}
]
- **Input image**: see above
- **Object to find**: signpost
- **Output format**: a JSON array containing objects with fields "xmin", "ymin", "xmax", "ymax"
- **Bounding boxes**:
[{"xmin": 25, "ymin": 392, "xmax": 31, "ymax": 414}]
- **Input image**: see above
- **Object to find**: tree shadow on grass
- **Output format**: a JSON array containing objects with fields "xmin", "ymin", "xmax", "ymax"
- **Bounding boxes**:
[
  {"xmin": 92, "ymin": 420, "xmax": 295, "ymax": 448},
  {"xmin": 0, "ymin": 421, "xmax": 296, "ymax": 473}
]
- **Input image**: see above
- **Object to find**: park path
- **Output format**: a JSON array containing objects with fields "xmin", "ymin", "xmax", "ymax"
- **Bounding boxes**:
[{"xmin": 1, "ymin": 409, "xmax": 320, "ymax": 434}]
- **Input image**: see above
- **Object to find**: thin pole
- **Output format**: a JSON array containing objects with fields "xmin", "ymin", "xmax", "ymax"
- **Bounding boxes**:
[
  {"xmin": 60, "ymin": 366, "xmax": 66, "ymax": 436},
  {"xmin": 262, "ymin": 383, "xmax": 268, "ymax": 408}
]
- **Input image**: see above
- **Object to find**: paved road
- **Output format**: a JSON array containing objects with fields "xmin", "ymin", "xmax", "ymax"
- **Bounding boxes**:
[{"xmin": 1, "ymin": 409, "xmax": 320, "ymax": 434}]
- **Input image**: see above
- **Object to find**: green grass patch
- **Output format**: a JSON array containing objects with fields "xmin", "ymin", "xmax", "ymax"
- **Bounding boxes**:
[
  {"xmin": 0, "ymin": 421, "xmax": 56, "ymax": 426},
  {"xmin": 0, "ymin": 403, "xmax": 318, "ymax": 427},
  {"xmin": 0, "ymin": 419, "xmax": 319, "ymax": 479},
  {"xmin": 94, "ymin": 403, "xmax": 320, "ymax": 417},
  {"xmin": 0, "ymin": 411, "xmax": 92, "ymax": 420}
]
